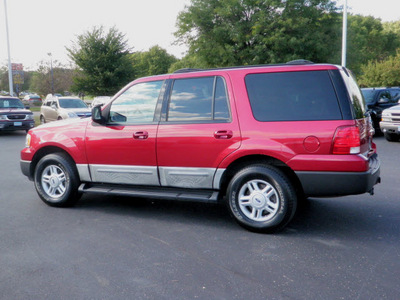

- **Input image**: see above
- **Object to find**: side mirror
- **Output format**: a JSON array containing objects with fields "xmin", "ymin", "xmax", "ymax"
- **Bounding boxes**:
[{"xmin": 92, "ymin": 105, "xmax": 106, "ymax": 124}]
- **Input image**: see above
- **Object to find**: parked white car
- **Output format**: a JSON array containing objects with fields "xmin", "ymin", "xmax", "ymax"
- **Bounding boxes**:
[
  {"xmin": 91, "ymin": 96, "xmax": 111, "ymax": 108},
  {"xmin": 380, "ymin": 104, "xmax": 400, "ymax": 142},
  {"xmin": 40, "ymin": 96, "xmax": 91, "ymax": 124}
]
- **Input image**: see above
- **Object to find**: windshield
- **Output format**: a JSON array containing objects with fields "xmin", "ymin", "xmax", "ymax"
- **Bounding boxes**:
[
  {"xmin": 59, "ymin": 98, "xmax": 88, "ymax": 109},
  {"xmin": 361, "ymin": 89, "xmax": 377, "ymax": 105},
  {"xmin": 0, "ymin": 98, "xmax": 24, "ymax": 109}
]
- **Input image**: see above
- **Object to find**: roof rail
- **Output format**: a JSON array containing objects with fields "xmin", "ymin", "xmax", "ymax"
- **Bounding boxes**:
[
  {"xmin": 173, "ymin": 68, "xmax": 204, "ymax": 74},
  {"xmin": 286, "ymin": 59, "xmax": 314, "ymax": 65}
]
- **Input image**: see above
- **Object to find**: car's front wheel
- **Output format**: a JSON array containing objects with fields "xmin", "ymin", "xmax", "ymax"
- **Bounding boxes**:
[
  {"xmin": 384, "ymin": 132, "xmax": 399, "ymax": 142},
  {"xmin": 34, "ymin": 153, "xmax": 81, "ymax": 207},
  {"xmin": 227, "ymin": 165, "xmax": 297, "ymax": 233}
]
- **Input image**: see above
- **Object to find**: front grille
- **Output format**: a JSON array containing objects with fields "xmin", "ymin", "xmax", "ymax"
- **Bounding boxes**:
[
  {"xmin": 7, "ymin": 114, "xmax": 26, "ymax": 120},
  {"xmin": 76, "ymin": 113, "xmax": 91, "ymax": 118}
]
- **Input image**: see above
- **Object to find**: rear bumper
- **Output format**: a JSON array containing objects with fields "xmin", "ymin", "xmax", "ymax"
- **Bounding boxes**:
[{"xmin": 296, "ymin": 154, "xmax": 381, "ymax": 197}]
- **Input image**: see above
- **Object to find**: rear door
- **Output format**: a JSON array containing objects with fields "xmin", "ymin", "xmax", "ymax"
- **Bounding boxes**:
[{"xmin": 156, "ymin": 73, "xmax": 241, "ymax": 189}]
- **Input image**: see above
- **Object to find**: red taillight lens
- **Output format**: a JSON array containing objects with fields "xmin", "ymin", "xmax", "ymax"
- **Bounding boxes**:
[{"xmin": 332, "ymin": 126, "xmax": 361, "ymax": 155}]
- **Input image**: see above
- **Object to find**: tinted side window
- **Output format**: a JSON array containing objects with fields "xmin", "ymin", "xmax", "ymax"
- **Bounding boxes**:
[
  {"xmin": 214, "ymin": 77, "xmax": 230, "ymax": 120},
  {"xmin": 379, "ymin": 90, "xmax": 400, "ymax": 104},
  {"xmin": 245, "ymin": 71, "xmax": 342, "ymax": 122},
  {"xmin": 109, "ymin": 81, "xmax": 163, "ymax": 124},
  {"xmin": 341, "ymin": 70, "xmax": 365, "ymax": 119},
  {"xmin": 390, "ymin": 90, "xmax": 400, "ymax": 103},
  {"xmin": 167, "ymin": 76, "xmax": 230, "ymax": 122}
]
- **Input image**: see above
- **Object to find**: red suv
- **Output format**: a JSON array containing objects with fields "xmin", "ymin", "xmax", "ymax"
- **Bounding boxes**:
[{"xmin": 20, "ymin": 62, "xmax": 381, "ymax": 232}]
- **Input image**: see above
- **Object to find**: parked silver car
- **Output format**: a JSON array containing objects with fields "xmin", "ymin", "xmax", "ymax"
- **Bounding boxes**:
[{"xmin": 40, "ymin": 96, "xmax": 91, "ymax": 124}]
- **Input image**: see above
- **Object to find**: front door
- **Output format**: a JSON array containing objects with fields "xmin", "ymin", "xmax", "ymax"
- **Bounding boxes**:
[{"xmin": 85, "ymin": 80, "xmax": 165, "ymax": 186}]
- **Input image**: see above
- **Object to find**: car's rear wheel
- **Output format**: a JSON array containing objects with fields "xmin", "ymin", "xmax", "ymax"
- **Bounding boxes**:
[
  {"xmin": 34, "ymin": 153, "xmax": 81, "ymax": 207},
  {"xmin": 227, "ymin": 165, "xmax": 297, "ymax": 233},
  {"xmin": 40, "ymin": 115, "xmax": 46, "ymax": 124}
]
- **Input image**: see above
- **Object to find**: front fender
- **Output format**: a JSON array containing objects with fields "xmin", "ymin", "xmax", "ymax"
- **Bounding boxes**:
[{"xmin": 21, "ymin": 119, "xmax": 89, "ymax": 164}]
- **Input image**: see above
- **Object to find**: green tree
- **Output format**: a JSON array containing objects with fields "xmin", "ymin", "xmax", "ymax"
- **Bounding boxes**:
[
  {"xmin": 132, "ymin": 46, "xmax": 178, "ymax": 78},
  {"xmin": 29, "ymin": 60, "xmax": 74, "ymax": 96},
  {"xmin": 168, "ymin": 54, "xmax": 207, "ymax": 73},
  {"xmin": 345, "ymin": 15, "xmax": 400, "ymax": 75},
  {"xmin": 174, "ymin": 0, "xmax": 340, "ymax": 67},
  {"xmin": 383, "ymin": 20, "xmax": 400, "ymax": 36},
  {"xmin": 67, "ymin": 26, "xmax": 135, "ymax": 96},
  {"xmin": 358, "ymin": 50, "xmax": 400, "ymax": 87},
  {"xmin": 0, "ymin": 65, "xmax": 33, "ymax": 96}
]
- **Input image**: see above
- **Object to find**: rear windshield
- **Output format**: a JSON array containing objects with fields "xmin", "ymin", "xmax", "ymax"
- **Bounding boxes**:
[{"xmin": 245, "ymin": 71, "xmax": 342, "ymax": 122}]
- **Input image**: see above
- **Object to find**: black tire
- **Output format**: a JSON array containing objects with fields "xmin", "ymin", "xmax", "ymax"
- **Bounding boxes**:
[
  {"xmin": 34, "ymin": 153, "xmax": 81, "ymax": 207},
  {"xmin": 384, "ymin": 132, "xmax": 399, "ymax": 142},
  {"xmin": 227, "ymin": 165, "xmax": 297, "ymax": 233},
  {"xmin": 57, "ymin": 116, "xmax": 63, "ymax": 120},
  {"xmin": 40, "ymin": 115, "xmax": 46, "ymax": 124}
]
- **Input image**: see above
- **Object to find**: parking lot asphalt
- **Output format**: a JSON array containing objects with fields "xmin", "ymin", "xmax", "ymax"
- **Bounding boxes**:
[{"xmin": 0, "ymin": 131, "xmax": 399, "ymax": 299}]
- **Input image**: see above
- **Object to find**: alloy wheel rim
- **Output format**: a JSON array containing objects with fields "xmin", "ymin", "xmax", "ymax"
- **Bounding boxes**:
[
  {"xmin": 41, "ymin": 165, "xmax": 67, "ymax": 199},
  {"xmin": 238, "ymin": 179, "xmax": 280, "ymax": 222}
]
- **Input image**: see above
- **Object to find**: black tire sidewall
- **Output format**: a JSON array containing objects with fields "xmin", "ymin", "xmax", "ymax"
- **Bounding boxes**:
[
  {"xmin": 227, "ymin": 165, "xmax": 296, "ymax": 232},
  {"xmin": 34, "ymin": 154, "xmax": 79, "ymax": 207}
]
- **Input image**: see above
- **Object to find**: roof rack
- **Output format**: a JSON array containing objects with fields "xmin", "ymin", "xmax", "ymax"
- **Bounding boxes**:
[
  {"xmin": 172, "ymin": 59, "xmax": 316, "ymax": 74},
  {"xmin": 286, "ymin": 59, "xmax": 314, "ymax": 65},
  {"xmin": 173, "ymin": 68, "xmax": 204, "ymax": 74}
]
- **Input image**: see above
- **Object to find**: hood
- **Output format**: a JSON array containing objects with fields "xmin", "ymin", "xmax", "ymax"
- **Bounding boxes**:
[
  {"xmin": 0, "ymin": 107, "xmax": 32, "ymax": 114},
  {"xmin": 35, "ymin": 116, "xmax": 90, "ymax": 130},
  {"xmin": 385, "ymin": 105, "xmax": 400, "ymax": 112}
]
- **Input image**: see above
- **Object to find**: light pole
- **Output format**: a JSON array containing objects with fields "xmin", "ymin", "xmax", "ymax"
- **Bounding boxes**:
[
  {"xmin": 3, "ymin": 0, "xmax": 13, "ymax": 96},
  {"xmin": 48, "ymin": 53, "xmax": 54, "ymax": 94},
  {"xmin": 341, "ymin": 0, "xmax": 348, "ymax": 67}
]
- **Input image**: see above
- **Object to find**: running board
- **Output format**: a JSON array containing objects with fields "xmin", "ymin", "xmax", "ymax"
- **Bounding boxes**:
[{"xmin": 78, "ymin": 183, "xmax": 220, "ymax": 203}]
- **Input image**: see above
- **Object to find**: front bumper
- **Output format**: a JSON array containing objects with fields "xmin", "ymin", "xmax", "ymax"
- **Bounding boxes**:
[
  {"xmin": 0, "ymin": 120, "xmax": 34, "ymax": 131},
  {"xmin": 296, "ymin": 153, "xmax": 381, "ymax": 197},
  {"xmin": 379, "ymin": 121, "xmax": 400, "ymax": 134},
  {"xmin": 20, "ymin": 160, "xmax": 33, "ymax": 181}
]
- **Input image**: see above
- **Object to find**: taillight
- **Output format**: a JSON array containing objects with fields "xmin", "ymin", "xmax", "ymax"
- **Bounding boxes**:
[{"xmin": 332, "ymin": 126, "xmax": 361, "ymax": 155}]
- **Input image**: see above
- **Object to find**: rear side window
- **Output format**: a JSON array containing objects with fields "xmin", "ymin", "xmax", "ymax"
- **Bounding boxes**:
[
  {"xmin": 167, "ymin": 76, "xmax": 230, "ymax": 122},
  {"xmin": 245, "ymin": 71, "xmax": 342, "ymax": 121},
  {"xmin": 341, "ymin": 69, "xmax": 366, "ymax": 119}
]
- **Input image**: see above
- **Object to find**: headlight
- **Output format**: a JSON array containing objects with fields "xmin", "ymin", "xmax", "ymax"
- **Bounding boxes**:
[
  {"xmin": 0, "ymin": 115, "xmax": 7, "ymax": 120},
  {"xmin": 381, "ymin": 117, "xmax": 391, "ymax": 122},
  {"xmin": 25, "ymin": 133, "xmax": 31, "ymax": 148},
  {"xmin": 67, "ymin": 112, "xmax": 78, "ymax": 118},
  {"xmin": 26, "ymin": 114, "xmax": 34, "ymax": 120}
]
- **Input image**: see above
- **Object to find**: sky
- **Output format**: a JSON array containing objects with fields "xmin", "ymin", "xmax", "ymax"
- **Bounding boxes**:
[{"xmin": 0, "ymin": 0, "xmax": 399, "ymax": 71}]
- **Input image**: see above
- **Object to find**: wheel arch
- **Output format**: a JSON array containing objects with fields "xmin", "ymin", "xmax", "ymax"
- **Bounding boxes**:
[
  {"xmin": 29, "ymin": 146, "xmax": 77, "ymax": 180},
  {"xmin": 217, "ymin": 154, "xmax": 304, "ymax": 201}
]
